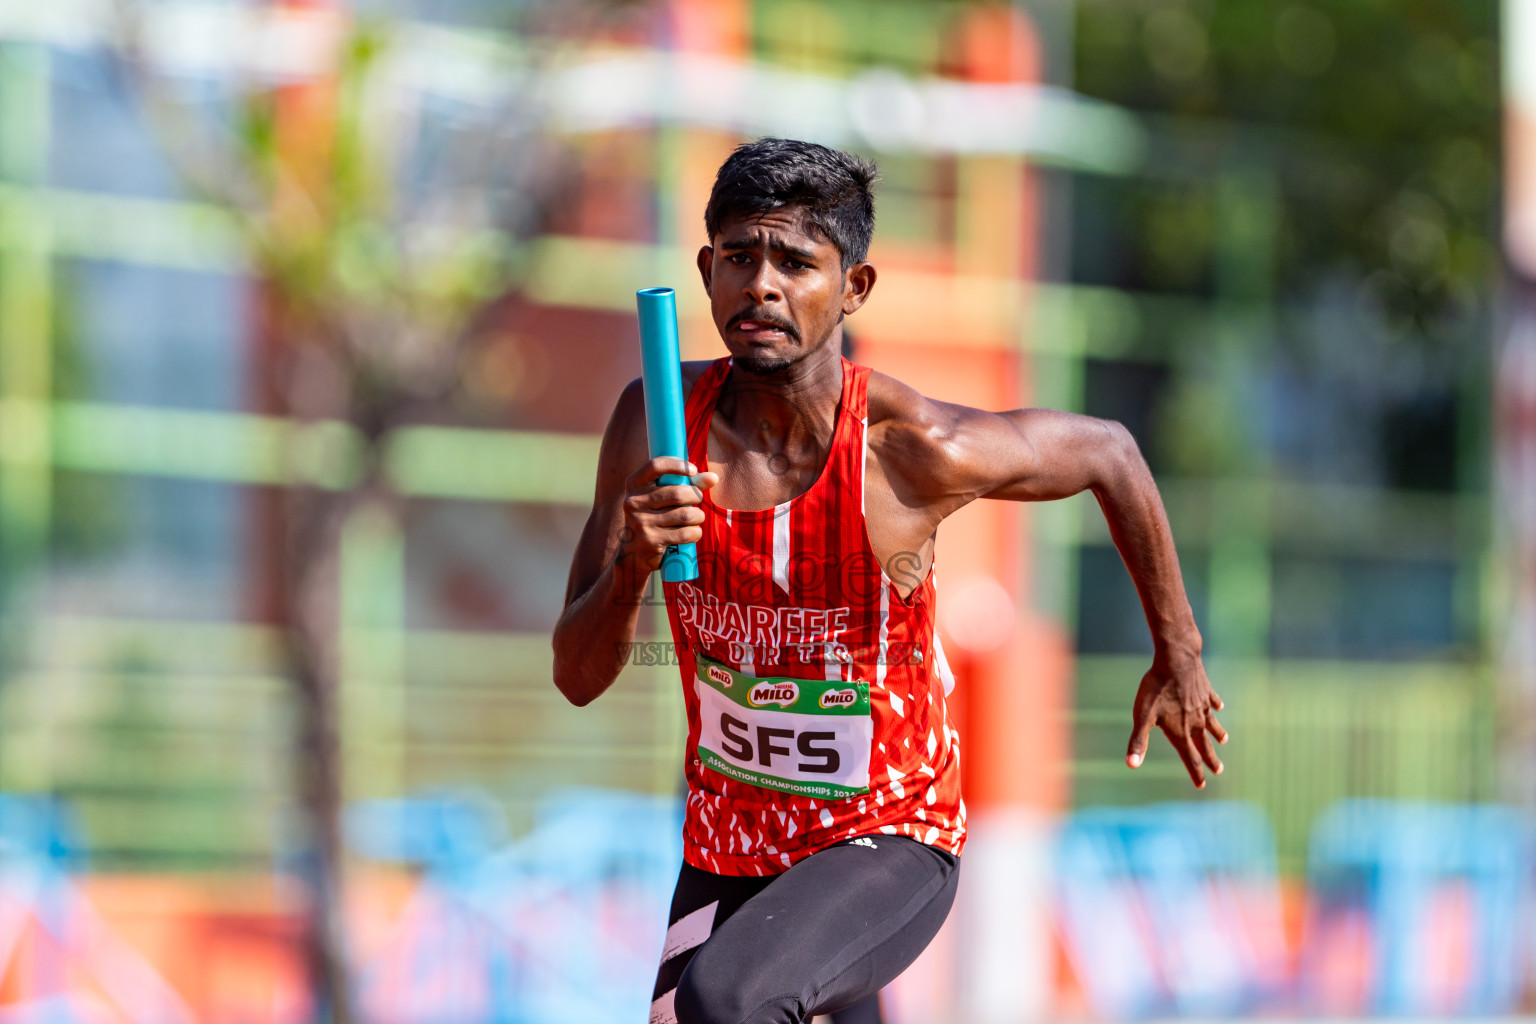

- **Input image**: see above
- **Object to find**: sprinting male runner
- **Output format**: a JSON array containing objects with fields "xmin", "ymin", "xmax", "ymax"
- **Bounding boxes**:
[{"xmin": 553, "ymin": 138, "xmax": 1226, "ymax": 1024}]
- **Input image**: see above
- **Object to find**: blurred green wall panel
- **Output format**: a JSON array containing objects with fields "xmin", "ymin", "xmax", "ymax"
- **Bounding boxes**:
[
  {"xmin": 1070, "ymin": 654, "xmax": 1495, "ymax": 872},
  {"xmin": 385, "ymin": 426, "xmax": 599, "ymax": 504}
]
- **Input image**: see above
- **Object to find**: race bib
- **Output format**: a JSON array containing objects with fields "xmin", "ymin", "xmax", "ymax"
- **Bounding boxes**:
[{"xmin": 694, "ymin": 656, "xmax": 873, "ymax": 799}]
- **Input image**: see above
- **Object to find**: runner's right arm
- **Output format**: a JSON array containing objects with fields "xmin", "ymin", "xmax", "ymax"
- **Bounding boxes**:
[{"xmin": 553, "ymin": 379, "xmax": 718, "ymax": 706}]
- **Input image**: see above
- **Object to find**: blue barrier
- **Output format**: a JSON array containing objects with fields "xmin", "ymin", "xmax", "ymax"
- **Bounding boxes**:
[
  {"xmin": 0, "ymin": 793, "xmax": 86, "ymax": 865},
  {"xmin": 351, "ymin": 792, "xmax": 1536, "ymax": 1021},
  {"xmin": 346, "ymin": 788, "xmax": 683, "ymax": 1024},
  {"xmin": 1304, "ymin": 800, "xmax": 1532, "ymax": 1015},
  {"xmin": 1054, "ymin": 802, "xmax": 1287, "ymax": 1019},
  {"xmin": 0, "ymin": 793, "xmax": 194, "ymax": 1024}
]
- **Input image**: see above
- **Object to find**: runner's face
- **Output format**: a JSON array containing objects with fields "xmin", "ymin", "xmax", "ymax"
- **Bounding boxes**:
[{"xmin": 699, "ymin": 207, "xmax": 849, "ymax": 373}]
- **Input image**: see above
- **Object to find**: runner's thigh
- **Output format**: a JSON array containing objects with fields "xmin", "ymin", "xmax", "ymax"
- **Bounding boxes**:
[
  {"xmin": 652, "ymin": 865, "xmax": 772, "ymax": 1023},
  {"xmin": 674, "ymin": 836, "xmax": 959, "ymax": 1024}
]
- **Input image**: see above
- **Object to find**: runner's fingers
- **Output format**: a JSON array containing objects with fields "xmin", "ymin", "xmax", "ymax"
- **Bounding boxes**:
[
  {"xmin": 1206, "ymin": 711, "xmax": 1229, "ymax": 745},
  {"xmin": 1163, "ymin": 723, "xmax": 1205, "ymax": 788},
  {"xmin": 629, "ymin": 457, "xmax": 696, "ymax": 491},
  {"xmin": 649, "ymin": 506, "xmax": 706, "ymax": 529},
  {"xmin": 647, "ymin": 483, "xmax": 710, "ymax": 508},
  {"xmin": 1182, "ymin": 743, "xmax": 1207, "ymax": 789},
  {"xmin": 1195, "ymin": 727, "xmax": 1223, "ymax": 776},
  {"xmin": 1209, "ymin": 688, "xmax": 1225, "ymax": 712},
  {"xmin": 623, "ymin": 492, "xmax": 704, "ymax": 522},
  {"xmin": 1126, "ymin": 709, "xmax": 1154, "ymax": 769}
]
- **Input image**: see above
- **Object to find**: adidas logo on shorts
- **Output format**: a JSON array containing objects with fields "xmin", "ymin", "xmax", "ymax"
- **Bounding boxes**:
[{"xmin": 850, "ymin": 837, "xmax": 878, "ymax": 850}]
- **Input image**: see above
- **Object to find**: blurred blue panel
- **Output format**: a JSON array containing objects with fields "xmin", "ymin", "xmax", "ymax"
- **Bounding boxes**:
[
  {"xmin": 1266, "ymin": 324, "xmax": 1460, "ymax": 493},
  {"xmin": 347, "ymin": 792, "xmax": 512, "ymax": 871},
  {"xmin": 1270, "ymin": 553, "xmax": 1459, "ymax": 658},
  {"xmin": 59, "ymin": 258, "xmax": 247, "ymax": 413},
  {"xmin": 347, "ymin": 787, "xmax": 684, "ymax": 1024},
  {"xmin": 0, "ymin": 793, "xmax": 86, "ymax": 864},
  {"xmin": 1305, "ymin": 800, "xmax": 1532, "ymax": 1016},
  {"xmin": 1077, "ymin": 544, "xmax": 1209, "ymax": 655},
  {"xmin": 50, "ymin": 476, "xmax": 243, "ymax": 622},
  {"xmin": 1055, "ymin": 802, "xmax": 1287, "ymax": 1019},
  {"xmin": 50, "ymin": 50, "xmax": 187, "ymax": 200}
]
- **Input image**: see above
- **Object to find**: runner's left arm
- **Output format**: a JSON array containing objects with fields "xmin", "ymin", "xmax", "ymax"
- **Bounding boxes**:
[{"xmin": 886, "ymin": 395, "xmax": 1226, "ymax": 788}]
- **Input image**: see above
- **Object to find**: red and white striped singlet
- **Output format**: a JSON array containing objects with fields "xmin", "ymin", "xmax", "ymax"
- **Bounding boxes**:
[{"xmin": 663, "ymin": 356, "xmax": 967, "ymax": 877}]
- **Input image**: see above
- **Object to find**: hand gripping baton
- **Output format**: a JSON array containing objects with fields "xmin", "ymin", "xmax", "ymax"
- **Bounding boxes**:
[{"xmin": 635, "ymin": 287, "xmax": 699, "ymax": 582}]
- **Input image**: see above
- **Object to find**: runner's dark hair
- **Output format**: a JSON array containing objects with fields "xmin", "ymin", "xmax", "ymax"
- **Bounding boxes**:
[{"xmin": 704, "ymin": 138, "xmax": 879, "ymax": 270}]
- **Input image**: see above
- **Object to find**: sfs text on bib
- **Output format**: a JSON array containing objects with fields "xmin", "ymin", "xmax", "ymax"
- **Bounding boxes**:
[{"xmin": 694, "ymin": 656, "xmax": 873, "ymax": 799}]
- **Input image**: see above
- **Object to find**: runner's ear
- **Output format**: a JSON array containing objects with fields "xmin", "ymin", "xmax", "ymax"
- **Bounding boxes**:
[
  {"xmin": 842, "ymin": 262, "xmax": 876, "ymax": 315},
  {"xmin": 698, "ymin": 246, "xmax": 715, "ymax": 294}
]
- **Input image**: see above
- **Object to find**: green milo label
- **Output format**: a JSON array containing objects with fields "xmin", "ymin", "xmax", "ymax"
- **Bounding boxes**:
[
  {"xmin": 695, "ymin": 656, "xmax": 870, "ymax": 716},
  {"xmin": 692, "ymin": 655, "xmax": 875, "ymax": 798}
]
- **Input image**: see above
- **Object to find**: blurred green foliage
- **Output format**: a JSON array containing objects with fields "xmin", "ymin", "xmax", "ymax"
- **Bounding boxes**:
[
  {"xmin": 225, "ymin": 17, "xmax": 520, "ymax": 360},
  {"xmin": 1073, "ymin": 0, "xmax": 1499, "ymax": 336},
  {"xmin": 49, "ymin": 272, "xmax": 125, "ymax": 560},
  {"xmin": 1066, "ymin": 2, "xmax": 1498, "ymax": 825}
]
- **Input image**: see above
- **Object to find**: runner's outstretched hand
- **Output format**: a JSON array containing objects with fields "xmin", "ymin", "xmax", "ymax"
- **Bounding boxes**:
[{"xmin": 1125, "ymin": 648, "xmax": 1227, "ymax": 788}]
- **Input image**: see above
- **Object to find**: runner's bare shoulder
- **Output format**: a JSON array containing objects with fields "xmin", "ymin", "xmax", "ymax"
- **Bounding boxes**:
[
  {"xmin": 865, "ymin": 369, "xmax": 1005, "ymax": 518},
  {"xmin": 865, "ymin": 370, "xmax": 958, "ymax": 490}
]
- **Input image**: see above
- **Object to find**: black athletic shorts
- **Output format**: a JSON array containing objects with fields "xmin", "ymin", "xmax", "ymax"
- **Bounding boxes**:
[{"xmin": 649, "ymin": 835, "xmax": 960, "ymax": 1024}]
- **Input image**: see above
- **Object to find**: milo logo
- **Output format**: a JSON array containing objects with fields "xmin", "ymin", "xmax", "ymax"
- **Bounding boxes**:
[
  {"xmin": 707, "ymin": 665, "xmax": 733, "ymax": 689},
  {"xmin": 747, "ymin": 681, "xmax": 799, "ymax": 708},
  {"xmin": 820, "ymin": 688, "xmax": 858, "ymax": 710}
]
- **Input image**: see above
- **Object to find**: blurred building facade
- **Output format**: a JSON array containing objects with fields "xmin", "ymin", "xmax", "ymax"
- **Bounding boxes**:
[
  {"xmin": 0, "ymin": 0, "xmax": 1514, "ymax": 1021},
  {"xmin": 1499, "ymin": 0, "xmax": 1536, "ymax": 809},
  {"xmin": 1064, "ymin": 0, "xmax": 1501, "ymax": 864}
]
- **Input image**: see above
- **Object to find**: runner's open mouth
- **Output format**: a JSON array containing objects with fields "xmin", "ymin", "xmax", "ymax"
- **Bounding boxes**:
[{"xmin": 732, "ymin": 317, "xmax": 797, "ymax": 339}]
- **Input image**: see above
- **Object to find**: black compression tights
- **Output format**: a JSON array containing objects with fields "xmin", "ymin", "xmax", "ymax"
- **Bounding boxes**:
[{"xmin": 649, "ymin": 836, "xmax": 960, "ymax": 1024}]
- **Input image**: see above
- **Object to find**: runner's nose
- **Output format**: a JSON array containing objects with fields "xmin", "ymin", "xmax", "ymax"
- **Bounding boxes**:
[{"xmin": 743, "ymin": 260, "xmax": 782, "ymax": 305}]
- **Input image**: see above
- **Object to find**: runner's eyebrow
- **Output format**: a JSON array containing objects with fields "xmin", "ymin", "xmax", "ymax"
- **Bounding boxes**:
[{"xmin": 718, "ymin": 235, "xmax": 819, "ymax": 263}]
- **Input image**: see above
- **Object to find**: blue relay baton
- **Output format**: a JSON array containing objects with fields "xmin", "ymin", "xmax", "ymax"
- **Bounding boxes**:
[{"xmin": 636, "ymin": 287, "xmax": 699, "ymax": 582}]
